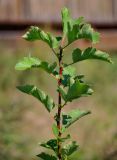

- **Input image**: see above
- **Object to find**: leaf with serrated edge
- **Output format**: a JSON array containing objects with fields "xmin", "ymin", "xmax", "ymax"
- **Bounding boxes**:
[
  {"xmin": 37, "ymin": 152, "xmax": 57, "ymax": 160},
  {"xmin": 58, "ymin": 80, "xmax": 93, "ymax": 102},
  {"xmin": 61, "ymin": 8, "xmax": 99, "ymax": 45},
  {"xmin": 62, "ymin": 109, "xmax": 91, "ymax": 129},
  {"xmin": 62, "ymin": 141, "xmax": 79, "ymax": 156},
  {"xmin": 15, "ymin": 57, "xmax": 57, "ymax": 74},
  {"xmin": 17, "ymin": 85, "xmax": 55, "ymax": 112},
  {"xmin": 39, "ymin": 139, "xmax": 57, "ymax": 153},
  {"xmin": 23, "ymin": 26, "xmax": 60, "ymax": 49},
  {"xmin": 72, "ymin": 47, "xmax": 113, "ymax": 64}
]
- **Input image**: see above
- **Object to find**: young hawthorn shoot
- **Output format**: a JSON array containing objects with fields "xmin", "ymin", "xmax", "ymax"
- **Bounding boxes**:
[{"xmin": 15, "ymin": 7, "xmax": 113, "ymax": 160}]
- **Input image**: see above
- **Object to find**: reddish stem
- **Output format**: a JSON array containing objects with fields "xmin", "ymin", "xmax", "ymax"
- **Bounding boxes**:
[{"xmin": 57, "ymin": 47, "xmax": 63, "ymax": 160}]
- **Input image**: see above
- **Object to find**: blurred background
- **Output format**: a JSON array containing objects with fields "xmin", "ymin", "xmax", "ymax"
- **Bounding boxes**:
[{"xmin": 0, "ymin": 0, "xmax": 117, "ymax": 160}]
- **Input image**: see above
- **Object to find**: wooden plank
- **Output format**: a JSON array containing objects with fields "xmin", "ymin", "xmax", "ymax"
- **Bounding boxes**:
[
  {"xmin": 29, "ymin": 0, "xmax": 66, "ymax": 23},
  {"xmin": 113, "ymin": 0, "xmax": 117, "ymax": 22},
  {"xmin": 68, "ymin": 0, "xmax": 114, "ymax": 24},
  {"xmin": 0, "ymin": 0, "xmax": 115, "ymax": 24}
]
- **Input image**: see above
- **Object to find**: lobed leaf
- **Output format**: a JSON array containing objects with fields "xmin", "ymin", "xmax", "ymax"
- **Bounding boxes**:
[
  {"xmin": 15, "ymin": 56, "xmax": 57, "ymax": 74},
  {"xmin": 23, "ymin": 26, "xmax": 60, "ymax": 49},
  {"xmin": 37, "ymin": 152, "xmax": 57, "ymax": 160},
  {"xmin": 61, "ymin": 8, "xmax": 100, "ymax": 45},
  {"xmin": 58, "ymin": 80, "xmax": 93, "ymax": 102},
  {"xmin": 72, "ymin": 47, "xmax": 113, "ymax": 64},
  {"xmin": 78, "ymin": 24, "xmax": 100, "ymax": 44},
  {"xmin": 39, "ymin": 139, "xmax": 57, "ymax": 153},
  {"xmin": 17, "ymin": 85, "xmax": 55, "ymax": 112},
  {"xmin": 62, "ymin": 141, "xmax": 79, "ymax": 157},
  {"xmin": 63, "ymin": 65, "xmax": 76, "ymax": 77},
  {"xmin": 62, "ymin": 109, "xmax": 91, "ymax": 129}
]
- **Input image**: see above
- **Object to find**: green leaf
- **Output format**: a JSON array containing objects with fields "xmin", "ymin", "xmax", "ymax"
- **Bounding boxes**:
[
  {"xmin": 62, "ymin": 141, "xmax": 79, "ymax": 156},
  {"xmin": 17, "ymin": 85, "xmax": 55, "ymax": 112},
  {"xmin": 78, "ymin": 24, "xmax": 100, "ymax": 44},
  {"xmin": 58, "ymin": 80, "xmax": 93, "ymax": 102},
  {"xmin": 61, "ymin": 7, "xmax": 70, "ymax": 35},
  {"xmin": 62, "ymin": 65, "xmax": 76, "ymax": 87},
  {"xmin": 62, "ymin": 109, "xmax": 91, "ymax": 129},
  {"xmin": 61, "ymin": 8, "xmax": 99, "ymax": 45},
  {"xmin": 72, "ymin": 47, "xmax": 113, "ymax": 64},
  {"xmin": 66, "ymin": 80, "xmax": 93, "ymax": 102},
  {"xmin": 37, "ymin": 152, "xmax": 57, "ymax": 160},
  {"xmin": 23, "ymin": 26, "xmax": 60, "ymax": 49},
  {"xmin": 63, "ymin": 66, "xmax": 76, "ymax": 77},
  {"xmin": 39, "ymin": 139, "xmax": 57, "ymax": 153},
  {"xmin": 58, "ymin": 86, "xmax": 67, "ymax": 102},
  {"xmin": 15, "ymin": 56, "xmax": 57, "ymax": 74},
  {"xmin": 60, "ymin": 134, "xmax": 71, "ymax": 142},
  {"xmin": 52, "ymin": 124, "xmax": 59, "ymax": 137}
]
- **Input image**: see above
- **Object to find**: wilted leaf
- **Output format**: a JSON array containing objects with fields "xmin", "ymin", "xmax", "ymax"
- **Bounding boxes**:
[{"xmin": 17, "ymin": 85, "xmax": 55, "ymax": 112}]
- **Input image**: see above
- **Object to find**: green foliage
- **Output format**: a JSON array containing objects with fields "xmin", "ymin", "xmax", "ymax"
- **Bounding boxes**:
[
  {"xmin": 72, "ymin": 47, "xmax": 112, "ymax": 64},
  {"xmin": 23, "ymin": 26, "xmax": 60, "ymax": 49},
  {"xmin": 58, "ymin": 80, "xmax": 93, "ymax": 102},
  {"xmin": 62, "ymin": 141, "xmax": 79, "ymax": 158},
  {"xmin": 40, "ymin": 139, "xmax": 58, "ymax": 154},
  {"xmin": 15, "ymin": 56, "xmax": 57, "ymax": 75},
  {"xmin": 37, "ymin": 152, "xmax": 57, "ymax": 160},
  {"xmin": 62, "ymin": 109, "xmax": 91, "ymax": 129},
  {"xmin": 61, "ymin": 7, "xmax": 100, "ymax": 45},
  {"xmin": 15, "ymin": 7, "xmax": 113, "ymax": 160},
  {"xmin": 52, "ymin": 124, "xmax": 59, "ymax": 137},
  {"xmin": 17, "ymin": 85, "xmax": 55, "ymax": 112}
]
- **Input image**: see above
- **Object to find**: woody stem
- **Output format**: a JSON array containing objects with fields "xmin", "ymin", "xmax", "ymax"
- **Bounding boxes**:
[{"xmin": 57, "ymin": 47, "xmax": 63, "ymax": 160}]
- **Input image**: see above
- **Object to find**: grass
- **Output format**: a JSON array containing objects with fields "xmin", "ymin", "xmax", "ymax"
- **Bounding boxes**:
[{"xmin": 0, "ymin": 40, "xmax": 117, "ymax": 160}]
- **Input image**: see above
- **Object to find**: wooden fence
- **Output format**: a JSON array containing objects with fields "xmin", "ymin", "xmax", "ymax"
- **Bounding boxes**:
[{"xmin": 0, "ymin": 0, "xmax": 117, "ymax": 25}]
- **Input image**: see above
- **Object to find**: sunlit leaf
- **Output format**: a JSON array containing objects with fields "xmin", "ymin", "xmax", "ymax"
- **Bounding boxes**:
[
  {"xmin": 61, "ymin": 8, "xmax": 99, "ymax": 45},
  {"xmin": 17, "ymin": 85, "xmax": 55, "ymax": 112},
  {"xmin": 15, "ymin": 56, "xmax": 57, "ymax": 75},
  {"xmin": 52, "ymin": 124, "xmax": 59, "ymax": 137},
  {"xmin": 63, "ymin": 66, "xmax": 76, "ymax": 77},
  {"xmin": 23, "ymin": 26, "xmax": 60, "ymax": 48},
  {"xmin": 72, "ymin": 47, "xmax": 113, "ymax": 64}
]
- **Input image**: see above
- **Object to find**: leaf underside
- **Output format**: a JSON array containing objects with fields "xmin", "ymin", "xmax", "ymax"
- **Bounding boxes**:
[{"xmin": 17, "ymin": 85, "xmax": 55, "ymax": 112}]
